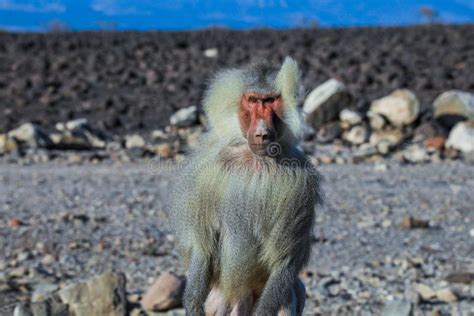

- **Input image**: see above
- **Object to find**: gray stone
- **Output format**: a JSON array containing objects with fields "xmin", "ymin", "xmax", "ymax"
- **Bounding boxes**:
[
  {"xmin": 170, "ymin": 106, "xmax": 198, "ymax": 128},
  {"xmin": 316, "ymin": 121, "xmax": 342, "ymax": 143},
  {"xmin": 57, "ymin": 271, "xmax": 126, "ymax": 316},
  {"xmin": 303, "ymin": 79, "xmax": 351, "ymax": 127},
  {"xmin": 446, "ymin": 120, "xmax": 474, "ymax": 153},
  {"xmin": 381, "ymin": 299, "xmax": 412, "ymax": 316},
  {"xmin": 32, "ymin": 283, "xmax": 59, "ymax": 302},
  {"xmin": 369, "ymin": 89, "xmax": 420, "ymax": 127}
]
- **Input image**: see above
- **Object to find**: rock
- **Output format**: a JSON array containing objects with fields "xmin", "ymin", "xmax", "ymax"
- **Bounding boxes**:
[
  {"xmin": 402, "ymin": 145, "xmax": 429, "ymax": 163},
  {"xmin": 370, "ymin": 129, "xmax": 404, "ymax": 147},
  {"xmin": 339, "ymin": 109, "xmax": 362, "ymax": 127},
  {"xmin": 0, "ymin": 134, "xmax": 18, "ymax": 154},
  {"xmin": 152, "ymin": 130, "xmax": 168, "ymax": 142},
  {"xmin": 203, "ymin": 48, "xmax": 218, "ymax": 58},
  {"xmin": 367, "ymin": 112, "xmax": 386, "ymax": 130},
  {"xmin": 435, "ymin": 288, "xmax": 458, "ymax": 303},
  {"xmin": 414, "ymin": 283, "xmax": 436, "ymax": 301},
  {"xmin": 316, "ymin": 122, "xmax": 342, "ymax": 143},
  {"xmin": 32, "ymin": 283, "xmax": 59, "ymax": 302},
  {"xmin": 8, "ymin": 218, "xmax": 24, "ymax": 227},
  {"xmin": 170, "ymin": 106, "xmax": 198, "ymax": 128},
  {"xmin": 342, "ymin": 125, "xmax": 368, "ymax": 145},
  {"xmin": 353, "ymin": 143, "xmax": 378, "ymax": 159},
  {"xmin": 369, "ymin": 89, "xmax": 420, "ymax": 127},
  {"xmin": 445, "ymin": 272, "xmax": 474, "ymax": 284},
  {"xmin": 8, "ymin": 123, "xmax": 53, "ymax": 148},
  {"xmin": 57, "ymin": 271, "xmax": 126, "ymax": 316},
  {"xmin": 41, "ymin": 254, "xmax": 56, "ymax": 266},
  {"xmin": 381, "ymin": 299, "xmax": 412, "ymax": 316},
  {"xmin": 125, "ymin": 134, "xmax": 146, "ymax": 149},
  {"xmin": 14, "ymin": 296, "xmax": 67, "ymax": 316},
  {"xmin": 434, "ymin": 90, "xmax": 474, "ymax": 128},
  {"xmin": 400, "ymin": 216, "xmax": 430, "ymax": 229},
  {"xmin": 414, "ymin": 121, "xmax": 447, "ymax": 141},
  {"xmin": 376, "ymin": 141, "xmax": 392, "ymax": 155},
  {"xmin": 303, "ymin": 79, "xmax": 351, "ymax": 127},
  {"xmin": 141, "ymin": 271, "xmax": 185, "ymax": 312},
  {"xmin": 446, "ymin": 120, "xmax": 474, "ymax": 153},
  {"xmin": 154, "ymin": 143, "xmax": 173, "ymax": 159},
  {"xmin": 53, "ymin": 119, "xmax": 106, "ymax": 149},
  {"xmin": 424, "ymin": 136, "xmax": 446, "ymax": 151}
]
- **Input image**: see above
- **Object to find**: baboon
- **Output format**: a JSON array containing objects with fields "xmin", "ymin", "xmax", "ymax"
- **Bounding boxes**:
[{"xmin": 171, "ymin": 57, "xmax": 323, "ymax": 316}]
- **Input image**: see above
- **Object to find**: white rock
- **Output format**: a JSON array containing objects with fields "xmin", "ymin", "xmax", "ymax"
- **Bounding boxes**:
[
  {"xmin": 339, "ymin": 109, "xmax": 362, "ymax": 126},
  {"xmin": 370, "ymin": 129, "xmax": 404, "ymax": 146},
  {"xmin": 367, "ymin": 111, "xmax": 386, "ymax": 130},
  {"xmin": 203, "ymin": 48, "xmax": 219, "ymax": 58},
  {"xmin": 402, "ymin": 145, "xmax": 429, "ymax": 163},
  {"xmin": 303, "ymin": 79, "xmax": 351, "ymax": 127},
  {"xmin": 434, "ymin": 90, "xmax": 474, "ymax": 121},
  {"xmin": 446, "ymin": 120, "xmax": 474, "ymax": 153},
  {"xmin": 369, "ymin": 89, "xmax": 420, "ymax": 127},
  {"xmin": 125, "ymin": 134, "xmax": 146, "ymax": 149},
  {"xmin": 342, "ymin": 125, "xmax": 368, "ymax": 145},
  {"xmin": 170, "ymin": 106, "xmax": 198, "ymax": 128},
  {"xmin": 8, "ymin": 123, "xmax": 52, "ymax": 148}
]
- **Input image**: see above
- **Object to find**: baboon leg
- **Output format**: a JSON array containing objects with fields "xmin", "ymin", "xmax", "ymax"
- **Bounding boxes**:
[
  {"xmin": 229, "ymin": 295, "xmax": 254, "ymax": 316},
  {"xmin": 205, "ymin": 287, "xmax": 229, "ymax": 316},
  {"xmin": 277, "ymin": 286, "xmax": 297, "ymax": 316},
  {"xmin": 294, "ymin": 278, "xmax": 306, "ymax": 315},
  {"xmin": 183, "ymin": 251, "xmax": 212, "ymax": 316},
  {"xmin": 277, "ymin": 277, "xmax": 306, "ymax": 316},
  {"xmin": 253, "ymin": 267, "xmax": 299, "ymax": 316}
]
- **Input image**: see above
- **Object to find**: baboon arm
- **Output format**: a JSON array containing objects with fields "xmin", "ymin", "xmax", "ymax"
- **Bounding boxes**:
[
  {"xmin": 253, "ymin": 265, "xmax": 298, "ymax": 316},
  {"xmin": 184, "ymin": 251, "xmax": 212, "ymax": 316}
]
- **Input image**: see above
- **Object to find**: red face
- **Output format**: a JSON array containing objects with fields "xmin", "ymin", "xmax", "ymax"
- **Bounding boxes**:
[{"xmin": 239, "ymin": 92, "xmax": 284, "ymax": 156}]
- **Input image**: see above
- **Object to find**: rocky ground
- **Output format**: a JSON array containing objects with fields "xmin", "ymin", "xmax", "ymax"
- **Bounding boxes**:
[
  {"xmin": 0, "ymin": 24, "xmax": 473, "ymax": 315},
  {"xmin": 0, "ymin": 161, "xmax": 473, "ymax": 315}
]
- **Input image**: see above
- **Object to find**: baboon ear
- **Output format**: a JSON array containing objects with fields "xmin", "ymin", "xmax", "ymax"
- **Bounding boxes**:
[{"xmin": 275, "ymin": 56, "xmax": 300, "ymax": 107}]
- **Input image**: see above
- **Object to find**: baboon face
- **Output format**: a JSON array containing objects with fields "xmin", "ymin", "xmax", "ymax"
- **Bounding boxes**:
[{"xmin": 239, "ymin": 92, "xmax": 285, "ymax": 156}]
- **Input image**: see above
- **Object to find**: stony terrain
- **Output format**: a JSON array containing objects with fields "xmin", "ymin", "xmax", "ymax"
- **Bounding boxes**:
[
  {"xmin": 1, "ymin": 24, "xmax": 473, "ymax": 135},
  {"xmin": 0, "ymin": 161, "xmax": 473, "ymax": 315},
  {"xmin": 0, "ymin": 24, "xmax": 473, "ymax": 316}
]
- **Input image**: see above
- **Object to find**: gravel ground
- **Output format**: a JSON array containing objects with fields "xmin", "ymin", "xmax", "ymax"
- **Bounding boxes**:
[{"xmin": 0, "ymin": 161, "xmax": 473, "ymax": 315}]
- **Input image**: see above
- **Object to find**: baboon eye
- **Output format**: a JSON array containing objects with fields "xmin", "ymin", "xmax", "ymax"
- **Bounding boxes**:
[
  {"xmin": 264, "ymin": 97, "xmax": 275, "ymax": 104},
  {"xmin": 248, "ymin": 96, "xmax": 258, "ymax": 103}
]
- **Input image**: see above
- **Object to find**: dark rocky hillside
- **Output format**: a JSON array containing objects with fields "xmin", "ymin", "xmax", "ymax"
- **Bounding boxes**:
[{"xmin": 0, "ymin": 24, "xmax": 473, "ymax": 134}]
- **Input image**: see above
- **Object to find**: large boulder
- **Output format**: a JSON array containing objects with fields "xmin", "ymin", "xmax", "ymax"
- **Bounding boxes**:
[
  {"xmin": 446, "ymin": 120, "xmax": 474, "ymax": 153},
  {"xmin": 368, "ymin": 89, "xmax": 420, "ymax": 127},
  {"xmin": 434, "ymin": 90, "xmax": 474, "ymax": 129},
  {"xmin": 303, "ymin": 79, "xmax": 351, "ymax": 128}
]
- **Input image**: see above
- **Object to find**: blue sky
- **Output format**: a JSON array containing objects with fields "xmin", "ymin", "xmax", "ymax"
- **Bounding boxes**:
[{"xmin": 0, "ymin": 0, "xmax": 473, "ymax": 31}]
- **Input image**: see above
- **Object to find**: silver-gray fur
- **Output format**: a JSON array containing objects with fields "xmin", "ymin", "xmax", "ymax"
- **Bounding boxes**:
[{"xmin": 170, "ymin": 57, "xmax": 323, "ymax": 316}]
